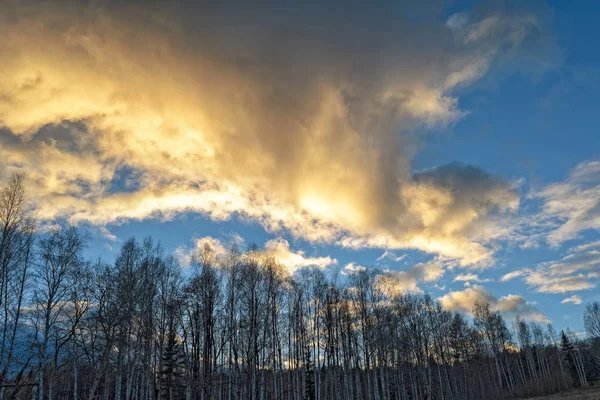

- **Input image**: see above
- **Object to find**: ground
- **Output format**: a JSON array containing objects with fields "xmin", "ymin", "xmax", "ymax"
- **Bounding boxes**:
[{"xmin": 524, "ymin": 385, "xmax": 600, "ymax": 399}]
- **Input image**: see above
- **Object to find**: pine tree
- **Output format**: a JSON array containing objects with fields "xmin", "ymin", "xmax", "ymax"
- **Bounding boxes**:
[
  {"xmin": 304, "ymin": 347, "xmax": 315, "ymax": 400},
  {"xmin": 560, "ymin": 331, "xmax": 579, "ymax": 386},
  {"xmin": 160, "ymin": 307, "xmax": 184, "ymax": 400}
]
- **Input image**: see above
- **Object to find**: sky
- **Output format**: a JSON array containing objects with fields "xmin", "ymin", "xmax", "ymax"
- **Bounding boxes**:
[{"xmin": 1, "ymin": 0, "xmax": 599, "ymax": 333}]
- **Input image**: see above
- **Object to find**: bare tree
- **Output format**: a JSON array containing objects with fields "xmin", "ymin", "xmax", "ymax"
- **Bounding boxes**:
[
  {"xmin": 32, "ymin": 224, "xmax": 87, "ymax": 400},
  {"xmin": 2, "ymin": 175, "xmax": 599, "ymax": 400},
  {"xmin": 0, "ymin": 175, "xmax": 35, "ymax": 399},
  {"xmin": 584, "ymin": 302, "xmax": 600, "ymax": 338}
]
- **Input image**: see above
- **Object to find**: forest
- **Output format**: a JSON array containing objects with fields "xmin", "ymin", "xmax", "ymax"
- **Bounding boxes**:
[{"xmin": 1, "ymin": 173, "xmax": 600, "ymax": 400}]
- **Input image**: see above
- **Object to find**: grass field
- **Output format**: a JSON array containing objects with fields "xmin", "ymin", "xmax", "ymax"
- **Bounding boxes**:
[{"xmin": 524, "ymin": 385, "xmax": 600, "ymax": 399}]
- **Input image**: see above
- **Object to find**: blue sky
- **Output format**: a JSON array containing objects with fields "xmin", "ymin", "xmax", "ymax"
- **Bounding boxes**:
[{"xmin": 1, "ymin": 0, "xmax": 599, "ymax": 333}]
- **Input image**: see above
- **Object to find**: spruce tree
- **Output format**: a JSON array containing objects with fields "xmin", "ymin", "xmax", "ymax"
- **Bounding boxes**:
[
  {"xmin": 560, "ymin": 331, "xmax": 579, "ymax": 387},
  {"xmin": 304, "ymin": 347, "xmax": 315, "ymax": 400}
]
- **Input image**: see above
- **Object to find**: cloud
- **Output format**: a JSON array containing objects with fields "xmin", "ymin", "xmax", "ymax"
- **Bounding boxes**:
[
  {"xmin": 561, "ymin": 295, "xmax": 582, "ymax": 305},
  {"xmin": 93, "ymin": 225, "xmax": 118, "ymax": 242},
  {"xmin": 263, "ymin": 238, "xmax": 336, "ymax": 273},
  {"xmin": 377, "ymin": 260, "xmax": 445, "ymax": 294},
  {"xmin": 454, "ymin": 273, "xmax": 491, "ymax": 282},
  {"xmin": 376, "ymin": 250, "xmax": 407, "ymax": 263},
  {"xmin": 529, "ymin": 161, "xmax": 600, "ymax": 246},
  {"xmin": 525, "ymin": 273, "xmax": 594, "ymax": 294},
  {"xmin": 0, "ymin": 1, "xmax": 539, "ymax": 265},
  {"xmin": 439, "ymin": 285, "xmax": 548, "ymax": 323},
  {"xmin": 175, "ymin": 235, "xmax": 335, "ymax": 273},
  {"xmin": 174, "ymin": 236, "xmax": 229, "ymax": 269},
  {"xmin": 229, "ymin": 233, "xmax": 245, "ymax": 248},
  {"xmin": 510, "ymin": 241, "xmax": 600, "ymax": 293},
  {"xmin": 338, "ymin": 163, "xmax": 520, "ymax": 266},
  {"xmin": 495, "ymin": 294, "xmax": 549, "ymax": 323},
  {"xmin": 500, "ymin": 270, "xmax": 527, "ymax": 282},
  {"xmin": 342, "ymin": 262, "xmax": 368, "ymax": 276}
]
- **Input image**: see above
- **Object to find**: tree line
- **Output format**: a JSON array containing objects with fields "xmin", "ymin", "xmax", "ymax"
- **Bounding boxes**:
[{"xmin": 1, "ymin": 174, "xmax": 600, "ymax": 400}]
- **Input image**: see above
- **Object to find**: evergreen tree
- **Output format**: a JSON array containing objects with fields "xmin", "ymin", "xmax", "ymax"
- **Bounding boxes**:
[
  {"xmin": 560, "ymin": 331, "xmax": 579, "ymax": 387},
  {"xmin": 304, "ymin": 347, "xmax": 315, "ymax": 400},
  {"xmin": 160, "ymin": 305, "xmax": 184, "ymax": 400}
]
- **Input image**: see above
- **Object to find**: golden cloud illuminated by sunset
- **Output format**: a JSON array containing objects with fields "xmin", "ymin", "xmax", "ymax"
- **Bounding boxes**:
[{"xmin": 0, "ymin": 1, "xmax": 533, "ymax": 266}]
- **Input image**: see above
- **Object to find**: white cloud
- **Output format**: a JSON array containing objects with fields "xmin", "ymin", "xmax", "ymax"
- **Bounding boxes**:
[
  {"xmin": 94, "ymin": 226, "xmax": 118, "ymax": 242},
  {"xmin": 376, "ymin": 250, "xmax": 407, "ymax": 263},
  {"xmin": 264, "ymin": 238, "xmax": 337, "ymax": 274},
  {"xmin": 342, "ymin": 262, "xmax": 368, "ymax": 276},
  {"xmin": 530, "ymin": 161, "xmax": 600, "ymax": 246},
  {"xmin": 175, "ymin": 235, "xmax": 336, "ymax": 274},
  {"xmin": 510, "ymin": 241, "xmax": 600, "ymax": 293},
  {"xmin": 229, "ymin": 232, "xmax": 245, "ymax": 248},
  {"xmin": 173, "ymin": 247, "xmax": 194, "ymax": 269},
  {"xmin": 446, "ymin": 13, "xmax": 470, "ymax": 31},
  {"xmin": 174, "ymin": 236, "xmax": 229, "ymax": 269},
  {"xmin": 439, "ymin": 285, "xmax": 549, "ymax": 323},
  {"xmin": 500, "ymin": 269, "xmax": 528, "ymax": 282},
  {"xmin": 454, "ymin": 273, "xmax": 491, "ymax": 282},
  {"xmin": 377, "ymin": 260, "xmax": 445, "ymax": 294},
  {"xmin": 525, "ymin": 273, "xmax": 594, "ymax": 294},
  {"xmin": 561, "ymin": 295, "xmax": 582, "ymax": 305}
]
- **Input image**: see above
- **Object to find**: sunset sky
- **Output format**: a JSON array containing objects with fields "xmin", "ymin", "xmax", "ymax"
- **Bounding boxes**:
[{"xmin": 1, "ymin": 0, "xmax": 599, "ymax": 333}]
